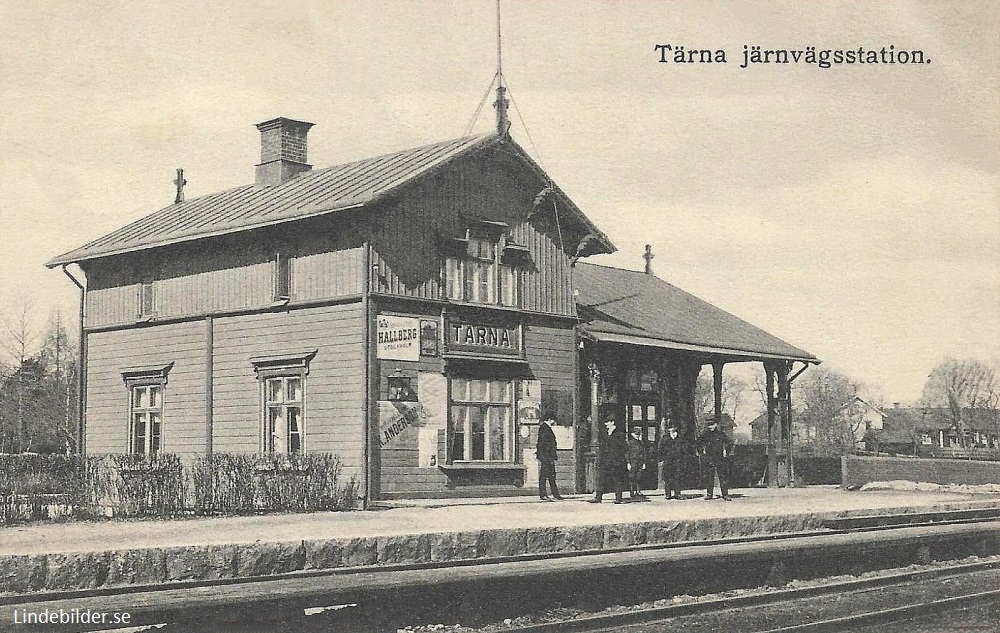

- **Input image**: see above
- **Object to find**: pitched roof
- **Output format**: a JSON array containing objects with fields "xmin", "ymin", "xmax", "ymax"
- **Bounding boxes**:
[
  {"xmin": 835, "ymin": 395, "xmax": 886, "ymax": 418},
  {"xmin": 47, "ymin": 134, "xmax": 614, "ymax": 267},
  {"xmin": 884, "ymin": 407, "xmax": 999, "ymax": 432},
  {"xmin": 574, "ymin": 263, "xmax": 817, "ymax": 362}
]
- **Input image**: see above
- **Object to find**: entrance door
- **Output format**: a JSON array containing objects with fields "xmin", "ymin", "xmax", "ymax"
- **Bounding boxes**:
[{"xmin": 626, "ymin": 400, "xmax": 660, "ymax": 490}]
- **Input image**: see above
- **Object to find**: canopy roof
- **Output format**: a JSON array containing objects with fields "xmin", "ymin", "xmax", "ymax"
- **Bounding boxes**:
[{"xmin": 575, "ymin": 263, "xmax": 817, "ymax": 363}]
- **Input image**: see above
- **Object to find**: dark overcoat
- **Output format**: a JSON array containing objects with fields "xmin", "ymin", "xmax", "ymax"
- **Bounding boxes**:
[
  {"xmin": 657, "ymin": 432, "xmax": 686, "ymax": 463},
  {"xmin": 535, "ymin": 423, "xmax": 558, "ymax": 462},
  {"xmin": 697, "ymin": 426, "xmax": 732, "ymax": 463},
  {"xmin": 598, "ymin": 428, "xmax": 628, "ymax": 471}
]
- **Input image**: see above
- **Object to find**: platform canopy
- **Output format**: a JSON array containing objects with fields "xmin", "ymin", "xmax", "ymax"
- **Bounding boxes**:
[{"xmin": 574, "ymin": 263, "xmax": 818, "ymax": 364}]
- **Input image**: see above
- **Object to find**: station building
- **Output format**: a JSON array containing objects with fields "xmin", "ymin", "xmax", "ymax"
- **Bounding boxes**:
[{"xmin": 49, "ymin": 116, "xmax": 816, "ymax": 503}]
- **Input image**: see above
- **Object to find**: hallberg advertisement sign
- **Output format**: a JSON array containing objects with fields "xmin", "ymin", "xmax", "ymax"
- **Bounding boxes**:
[{"xmin": 376, "ymin": 314, "xmax": 420, "ymax": 361}]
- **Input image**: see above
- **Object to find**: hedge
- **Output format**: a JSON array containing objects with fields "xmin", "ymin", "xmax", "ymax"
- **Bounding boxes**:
[{"xmin": 0, "ymin": 452, "xmax": 357, "ymax": 525}]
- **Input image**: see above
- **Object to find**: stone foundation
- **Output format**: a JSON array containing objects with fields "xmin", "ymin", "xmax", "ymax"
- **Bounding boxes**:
[{"xmin": 1, "ymin": 499, "xmax": 997, "ymax": 596}]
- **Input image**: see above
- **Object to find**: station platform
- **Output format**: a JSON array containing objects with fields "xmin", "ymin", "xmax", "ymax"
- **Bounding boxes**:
[{"xmin": 1, "ymin": 486, "xmax": 999, "ymax": 595}]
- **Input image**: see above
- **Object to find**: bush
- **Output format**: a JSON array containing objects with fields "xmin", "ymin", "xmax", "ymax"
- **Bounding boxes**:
[
  {"xmin": 87, "ymin": 453, "xmax": 185, "ymax": 518},
  {"xmin": 190, "ymin": 453, "xmax": 358, "ymax": 515},
  {"xmin": 0, "ymin": 452, "xmax": 357, "ymax": 524},
  {"xmin": 0, "ymin": 454, "xmax": 87, "ymax": 525}
]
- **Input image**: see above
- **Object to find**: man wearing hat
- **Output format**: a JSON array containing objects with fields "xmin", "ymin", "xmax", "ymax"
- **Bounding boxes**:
[
  {"xmin": 536, "ymin": 413, "xmax": 563, "ymax": 501},
  {"xmin": 626, "ymin": 426, "xmax": 648, "ymax": 500},
  {"xmin": 657, "ymin": 416, "xmax": 685, "ymax": 500},
  {"xmin": 589, "ymin": 416, "xmax": 627, "ymax": 504},
  {"xmin": 697, "ymin": 415, "xmax": 733, "ymax": 501}
]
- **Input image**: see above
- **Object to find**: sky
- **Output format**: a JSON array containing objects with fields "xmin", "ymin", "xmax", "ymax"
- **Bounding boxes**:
[{"xmin": 0, "ymin": 0, "xmax": 997, "ymax": 407}]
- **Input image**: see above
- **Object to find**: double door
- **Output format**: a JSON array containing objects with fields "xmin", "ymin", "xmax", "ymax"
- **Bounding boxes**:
[{"xmin": 626, "ymin": 399, "xmax": 660, "ymax": 490}]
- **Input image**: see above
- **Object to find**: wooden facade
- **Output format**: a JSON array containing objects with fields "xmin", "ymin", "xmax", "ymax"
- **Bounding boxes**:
[
  {"xmin": 55, "ymin": 120, "xmax": 816, "ymax": 503},
  {"xmin": 65, "ymin": 129, "xmax": 607, "ymax": 502}
]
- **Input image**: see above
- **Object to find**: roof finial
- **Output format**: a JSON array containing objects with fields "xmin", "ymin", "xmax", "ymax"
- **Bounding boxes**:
[
  {"xmin": 493, "ymin": 0, "xmax": 510, "ymax": 137},
  {"xmin": 173, "ymin": 168, "xmax": 187, "ymax": 204},
  {"xmin": 643, "ymin": 244, "xmax": 655, "ymax": 275}
]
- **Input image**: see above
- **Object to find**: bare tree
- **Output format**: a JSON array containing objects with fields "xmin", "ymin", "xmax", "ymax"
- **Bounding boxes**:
[
  {"xmin": 920, "ymin": 358, "xmax": 999, "ymax": 448},
  {"xmin": 795, "ymin": 367, "xmax": 863, "ymax": 456},
  {"xmin": 0, "ymin": 305, "xmax": 77, "ymax": 454},
  {"xmin": 694, "ymin": 368, "xmax": 748, "ymax": 422},
  {"xmin": 1, "ymin": 302, "xmax": 40, "ymax": 453}
]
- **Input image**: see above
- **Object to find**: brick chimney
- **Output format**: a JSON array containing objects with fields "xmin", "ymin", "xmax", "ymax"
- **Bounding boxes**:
[{"xmin": 255, "ymin": 118, "xmax": 315, "ymax": 186}]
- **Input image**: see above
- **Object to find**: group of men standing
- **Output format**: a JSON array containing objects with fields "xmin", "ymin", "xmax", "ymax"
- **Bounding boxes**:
[{"xmin": 536, "ymin": 413, "xmax": 733, "ymax": 504}]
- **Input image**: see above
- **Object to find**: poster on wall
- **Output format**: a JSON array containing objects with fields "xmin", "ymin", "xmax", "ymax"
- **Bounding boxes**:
[
  {"xmin": 418, "ymin": 428, "xmax": 439, "ymax": 467},
  {"xmin": 518, "ymin": 379, "xmax": 542, "ymax": 424},
  {"xmin": 420, "ymin": 320, "xmax": 439, "ymax": 356},
  {"xmin": 522, "ymin": 447, "xmax": 539, "ymax": 485},
  {"xmin": 552, "ymin": 425, "xmax": 574, "ymax": 450},
  {"xmin": 376, "ymin": 314, "xmax": 420, "ymax": 361},
  {"xmin": 418, "ymin": 372, "xmax": 447, "ymax": 429},
  {"xmin": 378, "ymin": 401, "xmax": 422, "ymax": 447}
]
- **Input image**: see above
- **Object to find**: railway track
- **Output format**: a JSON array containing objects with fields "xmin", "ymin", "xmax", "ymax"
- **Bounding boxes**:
[
  {"xmin": 491, "ymin": 561, "xmax": 1000, "ymax": 633},
  {"xmin": 1, "ymin": 511, "xmax": 999, "ymax": 632}
]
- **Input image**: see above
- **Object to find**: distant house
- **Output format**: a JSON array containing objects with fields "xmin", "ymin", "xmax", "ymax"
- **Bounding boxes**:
[
  {"xmin": 838, "ymin": 396, "xmax": 886, "ymax": 444},
  {"xmin": 748, "ymin": 395, "xmax": 885, "ymax": 455},
  {"xmin": 749, "ymin": 410, "xmax": 812, "ymax": 451},
  {"xmin": 872, "ymin": 405, "xmax": 1000, "ymax": 456}
]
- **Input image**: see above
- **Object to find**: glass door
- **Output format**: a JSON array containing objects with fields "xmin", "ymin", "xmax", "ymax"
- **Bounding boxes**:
[{"xmin": 626, "ymin": 399, "xmax": 660, "ymax": 490}]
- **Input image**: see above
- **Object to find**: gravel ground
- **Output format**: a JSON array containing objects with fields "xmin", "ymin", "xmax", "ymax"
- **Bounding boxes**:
[
  {"xmin": 860, "ymin": 480, "xmax": 1000, "ymax": 495},
  {"xmin": 393, "ymin": 555, "xmax": 1000, "ymax": 633}
]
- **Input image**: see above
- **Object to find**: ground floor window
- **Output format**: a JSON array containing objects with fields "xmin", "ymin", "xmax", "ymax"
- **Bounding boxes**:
[
  {"xmin": 121, "ymin": 363, "xmax": 172, "ymax": 455},
  {"xmin": 263, "ymin": 375, "xmax": 304, "ymax": 454},
  {"xmin": 251, "ymin": 350, "xmax": 316, "ymax": 455},
  {"xmin": 450, "ymin": 378, "xmax": 513, "ymax": 462},
  {"xmin": 129, "ymin": 384, "xmax": 163, "ymax": 454}
]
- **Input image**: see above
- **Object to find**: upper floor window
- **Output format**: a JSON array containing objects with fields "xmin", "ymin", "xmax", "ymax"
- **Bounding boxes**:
[
  {"xmin": 137, "ymin": 275, "xmax": 155, "ymax": 319},
  {"xmin": 274, "ymin": 251, "xmax": 292, "ymax": 301},
  {"xmin": 444, "ymin": 234, "xmax": 520, "ymax": 307}
]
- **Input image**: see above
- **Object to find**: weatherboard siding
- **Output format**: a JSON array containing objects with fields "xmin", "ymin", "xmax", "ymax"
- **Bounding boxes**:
[
  {"xmin": 293, "ymin": 245, "xmax": 365, "ymax": 301},
  {"xmin": 156, "ymin": 244, "xmax": 273, "ymax": 320},
  {"xmin": 368, "ymin": 151, "xmax": 578, "ymax": 317},
  {"xmin": 85, "ymin": 260, "xmax": 141, "ymax": 329},
  {"xmin": 211, "ymin": 303, "xmax": 366, "ymax": 486},
  {"xmin": 83, "ymin": 221, "xmax": 365, "ymax": 329},
  {"xmin": 376, "ymin": 316, "xmax": 578, "ymax": 497},
  {"xmin": 376, "ymin": 352, "xmax": 450, "ymax": 496},
  {"xmin": 85, "ymin": 321, "xmax": 206, "ymax": 457}
]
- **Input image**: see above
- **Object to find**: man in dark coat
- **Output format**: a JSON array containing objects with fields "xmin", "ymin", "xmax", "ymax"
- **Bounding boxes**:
[
  {"xmin": 657, "ymin": 419, "xmax": 685, "ymax": 500},
  {"xmin": 589, "ymin": 417, "xmax": 627, "ymax": 504},
  {"xmin": 698, "ymin": 417, "xmax": 733, "ymax": 501},
  {"xmin": 536, "ymin": 414, "xmax": 562, "ymax": 501},
  {"xmin": 626, "ymin": 427, "xmax": 648, "ymax": 500}
]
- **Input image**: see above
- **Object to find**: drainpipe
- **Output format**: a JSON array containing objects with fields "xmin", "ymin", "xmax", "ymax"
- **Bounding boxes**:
[
  {"xmin": 362, "ymin": 241, "xmax": 373, "ymax": 509},
  {"xmin": 61, "ymin": 265, "xmax": 86, "ymax": 456}
]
